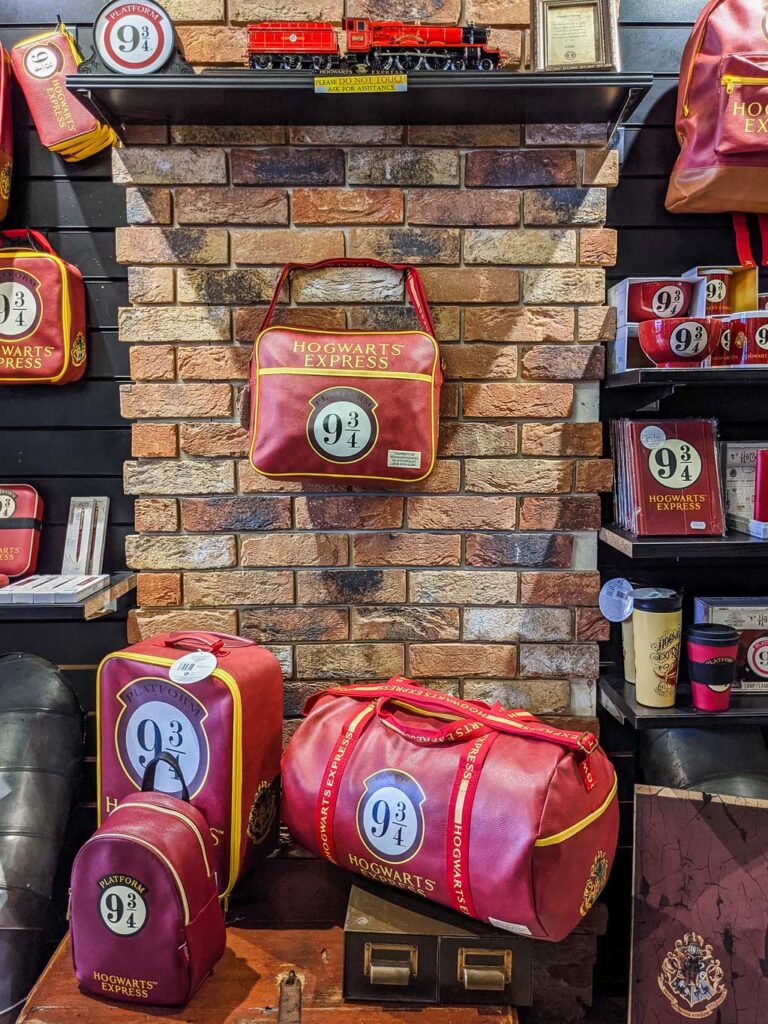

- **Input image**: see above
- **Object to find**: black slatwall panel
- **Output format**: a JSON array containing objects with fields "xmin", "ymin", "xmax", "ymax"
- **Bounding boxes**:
[
  {"xmin": 0, "ymin": 9, "xmax": 130, "ymax": 840},
  {"xmin": 600, "ymin": 1, "xmax": 768, "ymax": 992}
]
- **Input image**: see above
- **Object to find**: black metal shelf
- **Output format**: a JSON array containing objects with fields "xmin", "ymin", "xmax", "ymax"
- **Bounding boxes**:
[
  {"xmin": 599, "ymin": 673, "xmax": 768, "ymax": 730},
  {"xmin": 0, "ymin": 572, "xmax": 135, "ymax": 621},
  {"xmin": 605, "ymin": 366, "xmax": 768, "ymax": 389},
  {"xmin": 599, "ymin": 526, "xmax": 768, "ymax": 560},
  {"xmin": 66, "ymin": 70, "xmax": 651, "ymax": 127}
]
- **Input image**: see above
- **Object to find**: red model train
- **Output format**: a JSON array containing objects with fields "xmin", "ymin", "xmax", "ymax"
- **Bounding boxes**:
[{"xmin": 247, "ymin": 18, "xmax": 503, "ymax": 71}]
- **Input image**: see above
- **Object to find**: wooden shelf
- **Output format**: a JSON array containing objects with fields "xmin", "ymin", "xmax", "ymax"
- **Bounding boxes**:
[
  {"xmin": 599, "ymin": 526, "xmax": 768, "ymax": 561},
  {"xmin": 0, "ymin": 572, "xmax": 135, "ymax": 621},
  {"xmin": 605, "ymin": 366, "xmax": 768, "ymax": 389},
  {"xmin": 599, "ymin": 673, "xmax": 768, "ymax": 730},
  {"xmin": 66, "ymin": 70, "xmax": 651, "ymax": 127}
]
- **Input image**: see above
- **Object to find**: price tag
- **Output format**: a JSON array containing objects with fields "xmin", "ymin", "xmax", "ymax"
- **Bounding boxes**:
[
  {"xmin": 94, "ymin": 0, "xmax": 175, "ymax": 75},
  {"xmin": 169, "ymin": 650, "xmax": 217, "ymax": 684},
  {"xmin": 599, "ymin": 577, "xmax": 635, "ymax": 623},
  {"xmin": 314, "ymin": 74, "xmax": 407, "ymax": 94}
]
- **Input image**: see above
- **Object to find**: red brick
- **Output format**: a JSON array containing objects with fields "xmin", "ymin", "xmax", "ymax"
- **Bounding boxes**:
[
  {"xmin": 519, "ymin": 496, "xmax": 601, "ymax": 531},
  {"xmin": 128, "ymin": 267, "xmax": 175, "ymax": 304},
  {"xmin": 525, "ymin": 124, "xmax": 607, "ymax": 147},
  {"xmin": 464, "ymin": 306, "xmax": 574, "ymax": 343},
  {"xmin": 408, "ymin": 189, "xmax": 520, "ymax": 227},
  {"xmin": 465, "ymin": 533, "xmax": 574, "ymax": 569},
  {"xmin": 293, "ymin": 188, "xmax": 403, "ymax": 224},
  {"xmin": 465, "ymin": 459, "xmax": 572, "ymax": 494},
  {"xmin": 235, "ymin": 305, "xmax": 347, "ymax": 340},
  {"xmin": 351, "ymin": 607, "xmax": 460, "ymax": 641},
  {"xmin": 232, "ymin": 228, "xmax": 344, "ymax": 264},
  {"xmin": 419, "ymin": 268, "xmax": 519, "ymax": 303},
  {"xmin": 129, "ymin": 346, "xmax": 175, "ymax": 381},
  {"xmin": 116, "ymin": 226, "xmax": 228, "ymax": 265},
  {"xmin": 408, "ymin": 496, "xmax": 517, "ymax": 530},
  {"xmin": 126, "ymin": 187, "xmax": 172, "ymax": 225},
  {"xmin": 518, "ymin": 643, "xmax": 599, "ymax": 679},
  {"xmin": 177, "ymin": 346, "xmax": 250, "ymax": 381},
  {"xmin": 521, "ymin": 422, "xmax": 603, "ymax": 457},
  {"xmin": 442, "ymin": 344, "xmax": 518, "ymax": 380},
  {"xmin": 348, "ymin": 227, "xmax": 460, "ymax": 265},
  {"xmin": 289, "ymin": 126, "xmax": 403, "ymax": 144},
  {"xmin": 129, "ymin": 609, "xmax": 238, "ymax": 642},
  {"xmin": 180, "ymin": 496, "xmax": 291, "ymax": 531},
  {"xmin": 576, "ymin": 607, "xmax": 610, "ymax": 642},
  {"xmin": 241, "ymin": 607, "xmax": 348, "ymax": 643},
  {"xmin": 184, "ymin": 570, "xmax": 293, "ymax": 606},
  {"xmin": 296, "ymin": 643, "xmax": 404, "ymax": 680},
  {"xmin": 352, "ymin": 532, "xmax": 461, "ymax": 566},
  {"xmin": 177, "ymin": 25, "xmax": 246, "ymax": 63},
  {"xmin": 521, "ymin": 345, "xmax": 604, "ymax": 381},
  {"xmin": 120, "ymin": 382, "xmax": 232, "ymax": 419},
  {"xmin": 176, "ymin": 187, "xmax": 288, "ymax": 225},
  {"xmin": 410, "ymin": 570, "xmax": 518, "ymax": 605},
  {"xmin": 347, "ymin": 148, "xmax": 459, "ymax": 186},
  {"xmin": 410, "ymin": 644, "xmax": 518, "ymax": 679},
  {"xmin": 583, "ymin": 148, "xmax": 619, "ymax": 187},
  {"xmin": 231, "ymin": 148, "xmax": 344, "ymax": 186},
  {"xmin": 180, "ymin": 423, "xmax": 249, "ymax": 457},
  {"xmin": 580, "ymin": 228, "xmax": 617, "ymax": 267},
  {"xmin": 136, "ymin": 572, "xmax": 181, "ymax": 607},
  {"xmin": 523, "ymin": 268, "xmax": 605, "ymax": 305},
  {"xmin": 578, "ymin": 306, "xmax": 617, "ymax": 342},
  {"xmin": 466, "ymin": 150, "xmax": 577, "ymax": 187},
  {"xmin": 439, "ymin": 423, "xmax": 518, "ymax": 457},
  {"xmin": 297, "ymin": 569, "xmax": 406, "ymax": 604},
  {"xmin": 575, "ymin": 459, "xmax": 614, "ymax": 492},
  {"xmin": 295, "ymin": 496, "xmax": 403, "ymax": 530},
  {"xmin": 520, "ymin": 571, "xmax": 601, "ymax": 606},
  {"xmin": 131, "ymin": 423, "xmax": 178, "ymax": 458},
  {"xmin": 463, "ymin": 382, "xmax": 573, "ymax": 418}
]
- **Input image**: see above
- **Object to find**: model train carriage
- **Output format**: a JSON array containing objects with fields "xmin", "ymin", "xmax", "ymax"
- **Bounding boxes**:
[{"xmin": 247, "ymin": 18, "xmax": 502, "ymax": 71}]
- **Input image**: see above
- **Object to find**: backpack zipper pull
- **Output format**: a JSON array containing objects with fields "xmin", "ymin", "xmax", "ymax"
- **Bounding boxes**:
[{"xmin": 66, "ymin": 888, "xmax": 72, "ymax": 921}]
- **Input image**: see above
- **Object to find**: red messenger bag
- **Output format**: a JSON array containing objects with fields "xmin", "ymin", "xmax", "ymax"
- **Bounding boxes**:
[
  {"xmin": 249, "ymin": 258, "xmax": 442, "ymax": 484},
  {"xmin": 282, "ymin": 679, "xmax": 619, "ymax": 942}
]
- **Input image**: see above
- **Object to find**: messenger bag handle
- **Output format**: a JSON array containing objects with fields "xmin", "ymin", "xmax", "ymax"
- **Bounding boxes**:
[
  {"xmin": 259, "ymin": 258, "xmax": 437, "ymax": 338},
  {"xmin": 157, "ymin": 631, "xmax": 255, "ymax": 653},
  {"xmin": 320, "ymin": 680, "xmax": 598, "ymax": 755},
  {"xmin": 141, "ymin": 752, "xmax": 191, "ymax": 802}
]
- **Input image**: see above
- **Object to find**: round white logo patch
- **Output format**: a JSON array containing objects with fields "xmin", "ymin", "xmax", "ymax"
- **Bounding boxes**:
[
  {"xmin": 99, "ymin": 880, "xmax": 148, "ymax": 936},
  {"xmin": 648, "ymin": 439, "xmax": 702, "ymax": 489},
  {"xmin": 357, "ymin": 769, "xmax": 426, "ymax": 864}
]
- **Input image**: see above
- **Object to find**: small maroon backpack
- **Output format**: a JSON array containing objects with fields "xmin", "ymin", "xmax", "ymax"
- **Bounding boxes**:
[{"xmin": 70, "ymin": 754, "xmax": 226, "ymax": 1006}]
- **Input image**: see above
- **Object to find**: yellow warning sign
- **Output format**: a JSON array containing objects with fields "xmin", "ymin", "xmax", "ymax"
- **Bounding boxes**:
[{"xmin": 314, "ymin": 74, "xmax": 407, "ymax": 94}]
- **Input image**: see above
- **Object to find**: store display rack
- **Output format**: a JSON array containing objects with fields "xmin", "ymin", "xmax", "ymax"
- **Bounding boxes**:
[
  {"xmin": 599, "ymin": 672, "xmax": 768, "ymax": 729},
  {"xmin": 0, "ymin": 572, "xmax": 136, "ymax": 621},
  {"xmin": 599, "ymin": 526, "xmax": 768, "ymax": 560},
  {"xmin": 66, "ymin": 71, "xmax": 651, "ymax": 128},
  {"xmin": 605, "ymin": 367, "xmax": 768, "ymax": 389}
]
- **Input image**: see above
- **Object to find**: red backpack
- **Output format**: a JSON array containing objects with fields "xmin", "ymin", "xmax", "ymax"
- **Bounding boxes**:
[{"xmin": 667, "ymin": 0, "xmax": 768, "ymax": 260}]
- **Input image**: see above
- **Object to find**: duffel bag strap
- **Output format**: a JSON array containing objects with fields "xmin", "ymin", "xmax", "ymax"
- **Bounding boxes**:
[
  {"xmin": 259, "ymin": 257, "xmax": 437, "ymax": 337},
  {"xmin": 732, "ymin": 213, "xmax": 768, "ymax": 268},
  {"xmin": 323, "ymin": 682, "xmax": 598, "ymax": 756},
  {"xmin": 0, "ymin": 229, "xmax": 54, "ymax": 254},
  {"xmin": 141, "ymin": 752, "xmax": 191, "ymax": 802}
]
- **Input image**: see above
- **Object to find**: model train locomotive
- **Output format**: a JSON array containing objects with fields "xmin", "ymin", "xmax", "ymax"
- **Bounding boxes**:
[{"xmin": 247, "ymin": 18, "xmax": 503, "ymax": 71}]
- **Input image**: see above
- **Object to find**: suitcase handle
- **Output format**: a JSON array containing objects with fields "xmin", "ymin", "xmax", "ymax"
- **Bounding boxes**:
[
  {"xmin": 159, "ymin": 630, "xmax": 255, "ymax": 654},
  {"xmin": 0, "ymin": 229, "xmax": 55, "ymax": 254},
  {"xmin": 318, "ymin": 681, "xmax": 598, "ymax": 755},
  {"xmin": 259, "ymin": 258, "xmax": 437, "ymax": 337},
  {"xmin": 141, "ymin": 753, "xmax": 190, "ymax": 802}
]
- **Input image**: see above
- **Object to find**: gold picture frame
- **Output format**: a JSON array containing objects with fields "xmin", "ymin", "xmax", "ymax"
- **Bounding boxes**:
[{"xmin": 532, "ymin": 0, "xmax": 621, "ymax": 72}]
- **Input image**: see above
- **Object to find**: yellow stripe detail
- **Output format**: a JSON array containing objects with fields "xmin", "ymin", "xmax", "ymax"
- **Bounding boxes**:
[
  {"xmin": 258, "ymin": 366, "xmax": 433, "ymax": 382},
  {"xmin": 97, "ymin": 651, "xmax": 243, "ymax": 898},
  {"xmin": 112, "ymin": 802, "xmax": 211, "ymax": 877},
  {"xmin": 96, "ymin": 833, "xmax": 190, "ymax": 924},
  {"xmin": 534, "ymin": 775, "xmax": 618, "ymax": 847}
]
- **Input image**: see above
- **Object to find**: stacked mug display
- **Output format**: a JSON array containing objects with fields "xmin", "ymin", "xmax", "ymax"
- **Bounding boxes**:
[{"xmin": 632, "ymin": 274, "xmax": 722, "ymax": 369}]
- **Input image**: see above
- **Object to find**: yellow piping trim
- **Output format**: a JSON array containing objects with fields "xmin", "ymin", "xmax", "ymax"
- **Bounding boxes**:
[
  {"xmin": 249, "ymin": 324, "xmax": 439, "ymax": 483},
  {"xmin": 0, "ymin": 250, "xmax": 72, "ymax": 383},
  {"xmin": 111, "ymin": 801, "xmax": 211, "ymax": 877},
  {"xmin": 258, "ymin": 366, "xmax": 433, "ymax": 382},
  {"xmin": 97, "ymin": 651, "xmax": 243, "ymax": 898},
  {"xmin": 95, "ymin": 832, "xmax": 190, "ymax": 924},
  {"xmin": 535, "ymin": 775, "xmax": 618, "ymax": 847}
]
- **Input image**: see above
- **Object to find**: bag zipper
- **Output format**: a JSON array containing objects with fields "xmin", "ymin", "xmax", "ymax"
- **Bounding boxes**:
[
  {"xmin": 680, "ymin": 0, "xmax": 725, "ymax": 118},
  {"xmin": 109, "ymin": 802, "xmax": 212, "ymax": 878},
  {"xmin": 96, "ymin": 651, "xmax": 243, "ymax": 899},
  {"xmin": 0, "ymin": 250, "xmax": 72, "ymax": 383},
  {"xmin": 88, "ymin": 833, "xmax": 191, "ymax": 925},
  {"xmin": 721, "ymin": 73, "xmax": 768, "ymax": 93}
]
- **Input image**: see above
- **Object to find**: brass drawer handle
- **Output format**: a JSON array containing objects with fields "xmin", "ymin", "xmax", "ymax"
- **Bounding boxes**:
[
  {"xmin": 457, "ymin": 947, "xmax": 512, "ymax": 992},
  {"xmin": 363, "ymin": 942, "xmax": 418, "ymax": 986}
]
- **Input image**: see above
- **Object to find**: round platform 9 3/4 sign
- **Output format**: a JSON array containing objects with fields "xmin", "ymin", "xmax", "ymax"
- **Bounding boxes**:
[{"xmin": 94, "ymin": 0, "xmax": 176, "ymax": 75}]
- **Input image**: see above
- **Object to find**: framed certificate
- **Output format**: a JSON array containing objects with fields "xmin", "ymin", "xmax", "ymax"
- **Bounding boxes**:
[{"xmin": 532, "ymin": 0, "xmax": 620, "ymax": 72}]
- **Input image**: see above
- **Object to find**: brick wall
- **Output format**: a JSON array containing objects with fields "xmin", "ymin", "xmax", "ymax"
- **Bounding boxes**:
[{"xmin": 115, "ymin": 2, "xmax": 618, "ymax": 735}]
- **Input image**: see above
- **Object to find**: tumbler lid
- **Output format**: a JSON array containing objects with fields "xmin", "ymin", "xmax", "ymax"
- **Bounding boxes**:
[
  {"xmin": 687, "ymin": 622, "xmax": 740, "ymax": 646},
  {"xmin": 632, "ymin": 587, "xmax": 682, "ymax": 612}
]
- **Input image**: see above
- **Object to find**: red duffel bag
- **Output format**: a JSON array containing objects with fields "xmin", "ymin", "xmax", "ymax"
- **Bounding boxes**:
[
  {"xmin": 282, "ymin": 679, "xmax": 619, "ymax": 942},
  {"xmin": 249, "ymin": 258, "xmax": 442, "ymax": 485}
]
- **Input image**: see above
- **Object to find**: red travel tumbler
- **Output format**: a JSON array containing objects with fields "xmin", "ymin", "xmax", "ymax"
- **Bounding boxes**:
[{"xmin": 686, "ymin": 623, "xmax": 739, "ymax": 712}]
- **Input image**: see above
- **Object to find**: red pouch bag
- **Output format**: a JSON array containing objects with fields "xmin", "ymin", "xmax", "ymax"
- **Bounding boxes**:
[
  {"xmin": 282, "ymin": 679, "xmax": 619, "ymax": 942},
  {"xmin": 97, "ymin": 632, "xmax": 283, "ymax": 900},
  {"xmin": 70, "ymin": 753, "xmax": 226, "ymax": 1006},
  {"xmin": 0, "ymin": 46, "xmax": 12, "ymax": 221},
  {"xmin": 249, "ymin": 258, "xmax": 442, "ymax": 484},
  {"xmin": 0, "ymin": 229, "xmax": 86, "ymax": 384},
  {"xmin": 0, "ymin": 484, "xmax": 43, "ymax": 577}
]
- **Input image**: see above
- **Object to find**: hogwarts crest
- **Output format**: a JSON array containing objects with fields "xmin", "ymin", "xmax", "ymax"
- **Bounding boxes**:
[
  {"xmin": 247, "ymin": 780, "xmax": 277, "ymax": 845},
  {"xmin": 580, "ymin": 849, "xmax": 608, "ymax": 917},
  {"xmin": 72, "ymin": 332, "xmax": 86, "ymax": 366},
  {"xmin": 658, "ymin": 933, "xmax": 728, "ymax": 1019}
]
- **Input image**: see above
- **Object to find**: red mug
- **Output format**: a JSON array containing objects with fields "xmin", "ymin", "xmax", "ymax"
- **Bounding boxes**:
[
  {"xmin": 637, "ymin": 316, "xmax": 721, "ymax": 368},
  {"xmin": 731, "ymin": 311, "xmax": 768, "ymax": 364},
  {"xmin": 702, "ymin": 268, "xmax": 733, "ymax": 315},
  {"xmin": 687, "ymin": 624, "xmax": 739, "ymax": 712},
  {"xmin": 711, "ymin": 315, "xmax": 735, "ymax": 366},
  {"xmin": 626, "ymin": 279, "xmax": 693, "ymax": 321}
]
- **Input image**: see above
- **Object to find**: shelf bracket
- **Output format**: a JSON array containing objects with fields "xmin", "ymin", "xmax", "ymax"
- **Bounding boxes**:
[{"xmin": 607, "ymin": 86, "xmax": 644, "ymax": 147}]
